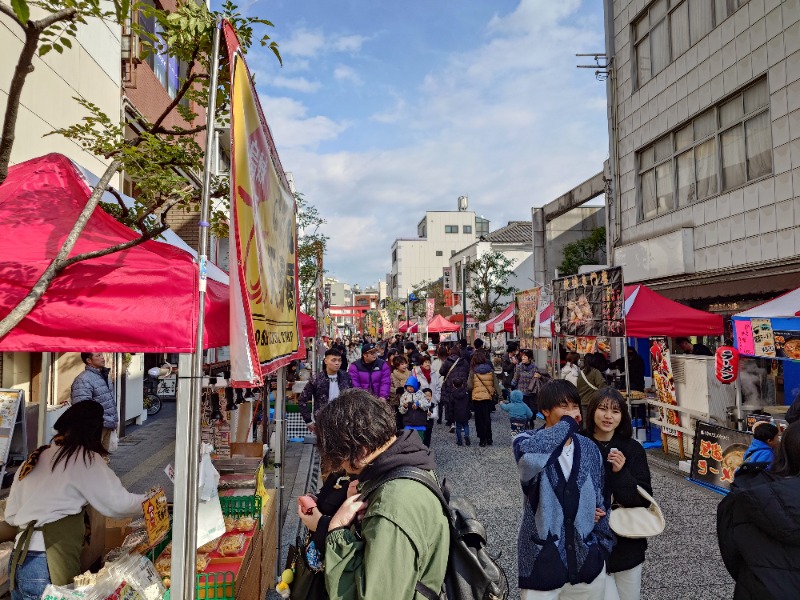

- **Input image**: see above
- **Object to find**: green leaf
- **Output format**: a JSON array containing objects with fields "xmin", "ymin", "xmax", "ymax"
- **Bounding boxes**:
[
  {"xmin": 61, "ymin": 37, "xmax": 72, "ymax": 48},
  {"xmin": 53, "ymin": 43, "xmax": 63, "ymax": 53},
  {"xmin": 11, "ymin": 0, "xmax": 29, "ymax": 23},
  {"xmin": 39, "ymin": 44, "xmax": 52, "ymax": 56}
]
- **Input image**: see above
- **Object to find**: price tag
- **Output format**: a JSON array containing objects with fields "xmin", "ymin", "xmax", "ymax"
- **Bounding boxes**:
[
  {"xmin": 142, "ymin": 488, "xmax": 170, "ymax": 546},
  {"xmin": 164, "ymin": 463, "xmax": 175, "ymax": 484}
]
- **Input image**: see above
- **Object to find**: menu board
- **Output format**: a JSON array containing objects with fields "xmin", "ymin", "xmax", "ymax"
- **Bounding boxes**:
[
  {"xmin": 751, "ymin": 319, "xmax": 776, "ymax": 357},
  {"xmin": 734, "ymin": 320, "xmax": 755, "ymax": 356},
  {"xmin": 0, "ymin": 389, "xmax": 24, "ymax": 467},
  {"xmin": 552, "ymin": 267, "xmax": 624, "ymax": 337},
  {"xmin": 690, "ymin": 422, "xmax": 753, "ymax": 492},
  {"xmin": 649, "ymin": 337, "xmax": 681, "ymax": 438},
  {"xmin": 516, "ymin": 288, "xmax": 541, "ymax": 350}
]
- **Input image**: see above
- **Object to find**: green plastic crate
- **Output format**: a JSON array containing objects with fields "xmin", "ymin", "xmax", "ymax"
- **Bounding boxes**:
[
  {"xmin": 162, "ymin": 572, "xmax": 236, "ymax": 600},
  {"xmin": 219, "ymin": 495, "xmax": 262, "ymax": 528}
]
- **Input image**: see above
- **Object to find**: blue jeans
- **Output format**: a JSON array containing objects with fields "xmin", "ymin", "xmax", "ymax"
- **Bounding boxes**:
[
  {"xmin": 455, "ymin": 421, "xmax": 470, "ymax": 442},
  {"xmin": 9, "ymin": 551, "xmax": 50, "ymax": 600}
]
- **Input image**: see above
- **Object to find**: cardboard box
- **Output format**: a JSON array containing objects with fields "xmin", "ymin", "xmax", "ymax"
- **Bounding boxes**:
[
  {"xmin": 230, "ymin": 443, "xmax": 264, "ymax": 459},
  {"xmin": 104, "ymin": 516, "xmax": 133, "ymax": 553}
]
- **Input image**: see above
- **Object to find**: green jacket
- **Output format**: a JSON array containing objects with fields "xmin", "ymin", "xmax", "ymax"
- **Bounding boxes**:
[
  {"xmin": 577, "ymin": 367, "xmax": 607, "ymax": 408},
  {"xmin": 325, "ymin": 477, "xmax": 450, "ymax": 600}
]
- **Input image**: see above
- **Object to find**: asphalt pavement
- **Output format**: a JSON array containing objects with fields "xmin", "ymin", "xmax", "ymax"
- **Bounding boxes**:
[{"xmin": 430, "ymin": 409, "xmax": 734, "ymax": 600}]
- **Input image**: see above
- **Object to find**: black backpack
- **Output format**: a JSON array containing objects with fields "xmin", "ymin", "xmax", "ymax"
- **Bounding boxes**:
[{"xmin": 361, "ymin": 466, "xmax": 509, "ymax": 600}]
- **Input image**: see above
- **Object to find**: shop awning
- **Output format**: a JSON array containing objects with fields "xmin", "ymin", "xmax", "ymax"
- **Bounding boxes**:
[
  {"xmin": 427, "ymin": 314, "xmax": 460, "ymax": 333},
  {"xmin": 536, "ymin": 303, "xmax": 554, "ymax": 338},
  {"xmin": 299, "ymin": 312, "xmax": 317, "ymax": 338},
  {"xmin": 731, "ymin": 289, "xmax": 800, "ymax": 357},
  {"xmin": 487, "ymin": 304, "xmax": 515, "ymax": 334},
  {"xmin": 447, "ymin": 313, "xmax": 476, "ymax": 325},
  {"xmin": 0, "ymin": 154, "xmax": 229, "ymax": 352}
]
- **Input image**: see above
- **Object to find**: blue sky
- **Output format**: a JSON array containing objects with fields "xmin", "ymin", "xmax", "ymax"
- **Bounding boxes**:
[{"xmin": 216, "ymin": 0, "xmax": 610, "ymax": 287}]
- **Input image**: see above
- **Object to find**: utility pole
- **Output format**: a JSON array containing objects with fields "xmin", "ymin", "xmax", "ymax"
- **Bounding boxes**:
[
  {"xmin": 461, "ymin": 263, "xmax": 467, "ymax": 340},
  {"xmin": 406, "ymin": 289, "xmax": 410, "ymax": 324}
]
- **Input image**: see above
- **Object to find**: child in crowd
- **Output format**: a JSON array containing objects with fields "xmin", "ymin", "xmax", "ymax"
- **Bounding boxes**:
[
  {"xmin": 422, "ymin": 387, "xmax": 435, "ymax": 447},
  {"xmin": 743, "ymin": 422, "xmax": 780, "ymax": 466},
  {"xmin": 513, "ymin": 380, "xmax": 613, "ymax": 599},
  {"xmin": 500, "ymin": 389, "xmax": 534, "ymax": 435},
  {"xmin": 398, "ymin": 376, "xmax": 430, "ymax": 441}
]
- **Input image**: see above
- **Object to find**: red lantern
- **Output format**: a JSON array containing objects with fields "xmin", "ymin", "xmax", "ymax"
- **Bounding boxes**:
[{"xmin": 715, "ymin": 346, "xmax": 739, "ymax": 384}]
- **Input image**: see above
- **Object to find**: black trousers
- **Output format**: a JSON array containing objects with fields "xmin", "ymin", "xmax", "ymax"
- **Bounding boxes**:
[
  {"xmin": 523, "ymin": 393, "xmax": 538, "ymax": 418},
  {"xmin": 473, "ymin": 401, "xmax": 493, "ymax": 443},
  {"xmin": 423, "ymin": 419, "xmax": 433, "ymax": 447}
]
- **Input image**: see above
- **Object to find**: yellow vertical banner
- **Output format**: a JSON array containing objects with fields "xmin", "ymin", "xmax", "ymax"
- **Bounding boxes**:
[{"xmin": 224, "ymin": 22, "xmax": 304, "ymax": 383}]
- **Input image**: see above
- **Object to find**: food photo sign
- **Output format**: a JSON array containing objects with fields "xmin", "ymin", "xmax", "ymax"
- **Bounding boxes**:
[
  {"xmin": 552, "ymin": 267, "xmax": 625, "ymax": 338},
  {"xmin": 690, "ymin": 422, "xmax": 753, "ymax": 492}
]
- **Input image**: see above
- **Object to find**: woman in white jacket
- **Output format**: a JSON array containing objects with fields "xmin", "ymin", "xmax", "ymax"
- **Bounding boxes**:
[
  {"xmin": 5, "ymin": 402, "xmax": 146, "ymax": 599},
  {"xmin": 561, "ymin": 351, "xmax": 581, "ymax": 387}
]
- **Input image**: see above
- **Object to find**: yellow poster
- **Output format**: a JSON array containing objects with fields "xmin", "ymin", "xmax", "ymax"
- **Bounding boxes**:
[{"xmin": 225, "ymin": 25, "xmax": 303, "ymax": 382}]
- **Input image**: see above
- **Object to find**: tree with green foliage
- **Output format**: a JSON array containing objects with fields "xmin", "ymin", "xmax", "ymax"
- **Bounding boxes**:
[
  {"xmin": 296, "ymin": 193, "xmax": 328, "ymax": 315},
  {"xmin": 557, "ymin": 227, "xmax": 607, "ymax": 276},
  {"xmin": 0, "ymin": 0, "xmax": 281, "ymax": 340},
  {"xmin": 467, "ymin": 251, "xmax": 516, "ymax": 322}
]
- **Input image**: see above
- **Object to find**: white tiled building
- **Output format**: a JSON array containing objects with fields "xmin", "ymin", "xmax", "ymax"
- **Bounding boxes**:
[{"xmin": 605, "ymin": 0, "xmax": 800, "ymax": 311}]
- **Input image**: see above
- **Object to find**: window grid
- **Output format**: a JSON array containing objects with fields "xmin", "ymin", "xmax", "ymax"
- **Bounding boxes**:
[
  {"xmin": 463, "ymin": 225, "xmax": 473, "ymax": 234},
  {"xmin": 444, "ymin": 225, "xmax": 458, "ymax": 234},
  {"xmin": 637, "ymin": 78, "xmax": 771, "ymax": 222},
  {"xmin": 633, "ymin": 0, "xmax": 750, "ymax": 89}
]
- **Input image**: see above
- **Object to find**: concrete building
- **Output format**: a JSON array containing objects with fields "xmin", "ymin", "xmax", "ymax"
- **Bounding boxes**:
[
  {"xmin": 449, "ymin": 221, "xmax": 535, "ymax": 318},
  {"xmin": 389, "ymin": 197, "xmax": 490, "ymax": 300},
  {"xmin": 604, "ymin": 0, "xmax": 800, "ymax": 315},
  {"xmin": 0, "ymin": 8, "xmax": 122, "ymax": 182}
]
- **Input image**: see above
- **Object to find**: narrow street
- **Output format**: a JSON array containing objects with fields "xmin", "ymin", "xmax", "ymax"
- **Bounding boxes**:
[{"xmin": 431, "ymin": 409, "xmax": 734, "ymax": 600}]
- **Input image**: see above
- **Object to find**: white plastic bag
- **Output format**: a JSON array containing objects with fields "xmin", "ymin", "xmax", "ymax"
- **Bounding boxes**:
[
  {"xmin": 198, "ymin": 442, "xmax": 219, "ymax": 501},
  {"xmin": 107, "ymin": 430, "xmax": 119, "ymax": 453}
]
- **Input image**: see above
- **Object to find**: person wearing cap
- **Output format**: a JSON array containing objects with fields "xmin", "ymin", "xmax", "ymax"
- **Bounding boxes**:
[
  {"xmin": 348, "ymin": 342, "xmax": 391, "ymax": 401},
  {"xmin": 4, "ymin": 402, "xmax": 147, "ymax": 598},
  {"xmin": 298, "ymin": 348, "xmax": 353, "ymax": 433}
]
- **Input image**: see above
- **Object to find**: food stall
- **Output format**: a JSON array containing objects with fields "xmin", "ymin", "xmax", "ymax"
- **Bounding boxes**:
[{"xmin": 551, "ymin": 269, "xmax": 726, "ymax": 457}]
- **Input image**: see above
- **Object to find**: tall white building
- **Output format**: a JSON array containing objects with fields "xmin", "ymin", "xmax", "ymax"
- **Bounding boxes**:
[{"xmin": 389, "ymin": 197, "xmax": 490, "ymax": 299}]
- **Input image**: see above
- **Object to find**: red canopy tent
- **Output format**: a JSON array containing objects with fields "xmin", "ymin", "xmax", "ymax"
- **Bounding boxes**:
[
  {"xmin": 543, "ymin": 284, "xmax": 723, "ymax": 339},
  {"xmin": 426, "ymin": 314, "xmax": 460, "ymax": 333},
  {"xmin": 398, "ymin": 320, "xmax": 419, "ymax": 333},
  {"xmin": 485, "ymin": 303, "xmax": 515, "ymax": 334},
  {"xmin": 0, "ymin": 154, "xmax": 229, "ymax": 352},
  {"xmin": 299, "ymin": 312, "xmax": 316, "ymax": 338}
]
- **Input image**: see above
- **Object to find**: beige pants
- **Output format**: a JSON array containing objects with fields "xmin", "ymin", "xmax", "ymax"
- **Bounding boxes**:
[{"xmin": 522, "ymin": 570, "xmax": 607, "ymax": 600}]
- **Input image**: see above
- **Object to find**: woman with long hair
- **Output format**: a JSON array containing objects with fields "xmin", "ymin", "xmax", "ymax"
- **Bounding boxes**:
[
  {"xmin": 585, "ymin": 388, "xmax": 652, "ymax": 600},
  {"xmin": 4, "ymin": 402, "xmax": 146, "ymax": 598},
  {"xmin": 467, "ymin": 350, "xmax": 501, "ymax": 447},
  {"xmin": 718, "ymin": 421, "xmax": 800, "ymax": 599}
]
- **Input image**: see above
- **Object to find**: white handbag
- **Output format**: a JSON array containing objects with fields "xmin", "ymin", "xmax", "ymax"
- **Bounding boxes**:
[{"xmin": 608, "ymin": 485, "xmax": 665, "ymax": 539}]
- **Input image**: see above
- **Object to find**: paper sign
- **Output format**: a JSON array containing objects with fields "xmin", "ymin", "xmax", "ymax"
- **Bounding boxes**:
[
  {"xmin": 142, "ymin": 488, "xmax": 170, "ymax": 546},
  {"xmin": 735, "ymin": 320, "xmax": 755, "ymax": 356},
  {"xmin": 196, "ymin": 495, "xmax": 226, "ymax": 549},
  {"xmin": 164, "ymin": 464, "xmax": 175, "ymax": 484},
  {"xmin": 751, "ymin": 318, "xmax": 776, "ymax": 357}
]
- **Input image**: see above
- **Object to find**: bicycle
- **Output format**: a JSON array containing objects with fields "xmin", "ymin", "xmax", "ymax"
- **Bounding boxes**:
[{"xmin": 143, "ymin": 375, "xmax": 164, "ymax": 416}]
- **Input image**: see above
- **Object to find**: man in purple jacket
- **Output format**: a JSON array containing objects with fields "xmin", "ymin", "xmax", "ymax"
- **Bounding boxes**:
[{"xmin": 348, "ymin": 342, "xmax": 391, "ymax": 401}]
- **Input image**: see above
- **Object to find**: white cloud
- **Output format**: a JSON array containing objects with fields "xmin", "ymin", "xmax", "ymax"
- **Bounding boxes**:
[
  {"xmin": 271, "ymin": 76, "xmax": 322, "ymax": 93},
  {"xmin": 281, "ymin": 29, "xmax": 326, "ymax": 58},
  {"xmin": 260, "ymin": 96, "xmax": 348, "ymax": 150},
  {"xmin": 333, "ymin": 65, "xmax": 362, "ymax": 85},
  {"xmin": 333, "ymin": 34, "xmax": 369, "ymax": 53},
  {"xmin": 263, "ymin": 1, "xmax": 608, "ymax": 285}
]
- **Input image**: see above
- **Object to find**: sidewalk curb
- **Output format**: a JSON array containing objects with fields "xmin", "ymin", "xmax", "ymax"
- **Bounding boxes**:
[{"xmin": 646, "ymin": 450, "xmax": 687, "ymax": 479}]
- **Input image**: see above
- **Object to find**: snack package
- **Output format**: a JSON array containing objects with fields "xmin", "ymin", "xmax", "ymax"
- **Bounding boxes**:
[
  {"xmin": 223, "ymin": 516, "xmax": 235, "ymax": 533},
  {"xmin": 41, "ymin": 585, "xmax": 87, "ymax": 600},
  {"xmin": 234, "ymin": 516, "xmax": 256, "ymax": 532},
  {"xmin": 218, "ymin": 533, "xmax": 246, "ymax": 557},
  {"xmin": 156, "ymin": 552, "xmax": 209, "ymax": 576},
  {"xmin": 120, "ymin": 529, "xmax": 150, "ymax": 554},
  {"xmin": 106, "ymin": 554, "xmax": 166, "ymax": 600}
]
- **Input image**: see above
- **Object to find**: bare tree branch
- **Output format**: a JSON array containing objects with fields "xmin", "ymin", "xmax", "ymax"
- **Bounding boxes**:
[
  {"xmin": 34, "ymin": 6, "xmax": 77, "ymax": 29},
  {"xmin": 150, "ymin": 123, "xmax": 207, "ymax": 136},
  {"xmin": 106, "ymin": 186, "xmax": 130, "ymax": 222},
  {"xmin": 0, "ymin": 1, "xmax": 24, "ymax": 27},
  {"xmin": 61, "ymin": 223, "xmax": 169, "ymax": 268},
  {"xmin": 150, "ymin": 48, "xmax": 201, "ymax": 132}
]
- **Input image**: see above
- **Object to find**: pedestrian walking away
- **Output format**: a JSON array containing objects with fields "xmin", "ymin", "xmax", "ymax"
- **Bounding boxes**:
[
  {"xmin": 439, "ymin": 346, "xmax": 471, "ymax": 445},
  {"xmin": 717, "ymin": 421, "xmax": 800, "ymax": 600},
  {"xmin": 312, "ymin": 389, "xmax": 450, "ymax": 600},
  {"xmin": 511, "ymin": 349, "xmax": 545, "ymax": 418},
  {"xmin": 513, "ymin": 379, "xmax": 613, "ymax": 600},
  {"xmin": 585, "ymin": 388, "xmax": 653, "ymax": 600},
  {"xmin": 467, "ymin": 349, "xmax": 501, "ymax": 446},
  {"xmin": 70, "ymin": 352, "xmax": 118, "ymax": 452},
  {"xmin": 577, "ymin": 354, "xmax": 606, "ymax": 423},
  {"xmin": 347, "ymin": 342, "xmax": 391, "ymax": 401}
]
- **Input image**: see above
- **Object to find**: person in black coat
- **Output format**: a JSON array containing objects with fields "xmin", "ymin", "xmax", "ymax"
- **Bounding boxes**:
[
  {"xmin": 610, "ymin": 347, "xmax": 645, "ymax": 392},
  {"xmin": 717, "ymin": 421, "xmax": 800, "ymax": 600},
  {"xmin": 585, "ymin": 387, "xmax": 652, "ymax": 600},
  {"xmin": 439, "ymin": 346, "xmax": 471, "ymax": 442}
]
